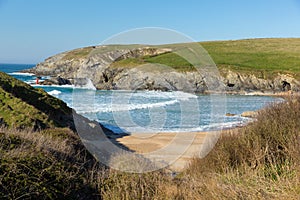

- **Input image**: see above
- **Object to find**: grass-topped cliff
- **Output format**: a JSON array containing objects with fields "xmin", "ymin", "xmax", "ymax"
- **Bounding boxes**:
[
  {"xmin": 29, "ymin": 38, "xmax": 300, "ymax": 92},
  {"xmin": 0, "ymin": 72, "xmax": 73, "ymax": 130},
  {"xmin": 62, "ymin": 38, "xmax": 300, "ymax": 76}
]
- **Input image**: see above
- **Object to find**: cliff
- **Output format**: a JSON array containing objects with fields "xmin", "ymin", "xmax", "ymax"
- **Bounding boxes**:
[{"xmin": 26, "ymin": 38, "xmax": 300, "ymax": 93}]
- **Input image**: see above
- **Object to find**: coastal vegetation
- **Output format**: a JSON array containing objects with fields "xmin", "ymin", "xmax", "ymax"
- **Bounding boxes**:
[
  {"xmin": 181, "ymin": 96, "xmax": 300, "ymax": 199},
  {"xmin": 0, "ymin": 127, "xmax": 103, "ymax": 199},
  {"xmin": 1, "ymin": 69, "xmax": 300, "ymax": 199},
  {"xmin": 0, "ymin": 72, "xmax": 72, "ymax": 130},
  {"xmin": 62, "ymin": 38, "xmax": 300, "ymax": 76}
]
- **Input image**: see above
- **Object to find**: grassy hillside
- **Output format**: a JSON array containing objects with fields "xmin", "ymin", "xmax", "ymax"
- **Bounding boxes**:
[
  {"xmin": 0, "ymin": 72, "xmax": 73, "ymax": 130},
  {"xmin": 201, "ymin": 38, "xmax": 300, "ymax": 76},
  {"xmin": 0, "ymin": 73, "xmax": 101, "ymax": 198},
  {"xmin": 62, "ymin": 38, "xmax": 300, "ymax": 76},
  {"xmin": 0, "ymin": 127, "xmax": 104, "ymax": 199}
]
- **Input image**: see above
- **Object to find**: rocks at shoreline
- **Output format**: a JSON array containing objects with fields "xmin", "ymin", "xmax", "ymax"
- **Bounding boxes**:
[
  {"xmin": 241, "ymin": 111, "xmax": 258, "ymax": 118},
  {"xmin": 39, "ymin": 76, "xmax": 72, "ymax": 86},
  {"xmin": 226, "ymin": 113, "xmax": 236, "ymax": 116}
]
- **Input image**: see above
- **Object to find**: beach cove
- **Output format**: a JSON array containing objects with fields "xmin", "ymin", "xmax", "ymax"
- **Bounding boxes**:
[{"xmin": 1, "ymin": 63, "xmax": 286, "ymax": 173}]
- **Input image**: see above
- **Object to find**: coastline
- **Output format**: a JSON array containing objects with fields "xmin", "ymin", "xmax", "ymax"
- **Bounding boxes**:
[
  {"xmin": 6, "ymin": 70, "xmax": 295, "ymax": 172},
  {"xmin": 11, "ymin": 70, "xmax": 298, "ymax": 97},
  {"xmin": 114, "ymin": 129, "xmax": 239, "ymax": 172}
]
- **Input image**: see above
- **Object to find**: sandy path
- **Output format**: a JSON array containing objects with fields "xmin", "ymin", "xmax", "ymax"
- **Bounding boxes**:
[{"xmin": 116, "ymin": 131, "xmax": 211, "ymax": 172}]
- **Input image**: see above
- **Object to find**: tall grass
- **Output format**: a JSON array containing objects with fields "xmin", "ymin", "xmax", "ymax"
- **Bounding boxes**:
[
  {"xmin": 183, "ymin": 96, "xmax": 300, "ymax": 199},
  {"xmin": 0, "ymin": 127, "xmax": 105, "ymax": 199},
  {"xmin": 1, "ymin": 96, "xmax": 300, "ymax": 199}
]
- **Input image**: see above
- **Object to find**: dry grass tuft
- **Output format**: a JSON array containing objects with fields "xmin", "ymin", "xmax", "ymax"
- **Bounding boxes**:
[
  {"xmin": 0, "ymin": 127, "xmax": 105, "ymax": 199},
  {"xmin": 183, "ymin": 96, "xmax": 300, "ymax": 199}
]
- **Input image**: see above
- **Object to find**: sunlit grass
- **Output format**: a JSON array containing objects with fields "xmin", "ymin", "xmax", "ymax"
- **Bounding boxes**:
[{"xmin": 60, "ymin": 38, "xmax": 300, "ymax": 76}]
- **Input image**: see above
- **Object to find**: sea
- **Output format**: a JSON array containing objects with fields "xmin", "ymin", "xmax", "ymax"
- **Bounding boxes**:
[{"xmin": 0, "ymin": 63, "xmax": 283, "ymax": 133}]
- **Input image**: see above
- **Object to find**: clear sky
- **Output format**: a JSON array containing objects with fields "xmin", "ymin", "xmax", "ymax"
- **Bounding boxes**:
[{"xmin": 0, "ymin": 0, "xmax": 300, "ymax": 64}]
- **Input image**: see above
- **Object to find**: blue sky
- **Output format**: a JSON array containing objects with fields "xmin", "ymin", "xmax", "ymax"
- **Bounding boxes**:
[{"xmin": 0, "ymin": 0, "xmax": 300, "ymax": 64}]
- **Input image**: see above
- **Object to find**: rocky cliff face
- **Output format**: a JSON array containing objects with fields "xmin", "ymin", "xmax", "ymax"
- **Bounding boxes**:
[
  {"xmin": 221, "ymin": 70, "xmax": 300, "ymax": 93},
  {"xmin": 27, "ymin": 45, "xmax": 300, "ymax": 93}
]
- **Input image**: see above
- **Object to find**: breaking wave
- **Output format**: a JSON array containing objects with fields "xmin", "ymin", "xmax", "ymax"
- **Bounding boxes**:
[{"xmin": 47, "ymin": 90, "xmax": 62, "ymax": 96}]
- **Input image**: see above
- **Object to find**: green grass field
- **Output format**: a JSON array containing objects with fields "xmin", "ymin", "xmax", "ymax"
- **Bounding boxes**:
[
  {"xmin": 201, "ymin": 38, "xmax": 300, "ymax": 75},
  {"xmin": 62, "ymin": 38, "xmax": 300, "ymax": 76}
]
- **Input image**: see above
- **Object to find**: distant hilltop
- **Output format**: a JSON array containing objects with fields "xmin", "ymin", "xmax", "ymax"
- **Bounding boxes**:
[{"xmin": 26, "ymin": 38, "xmax": 300, "ymax": 93}]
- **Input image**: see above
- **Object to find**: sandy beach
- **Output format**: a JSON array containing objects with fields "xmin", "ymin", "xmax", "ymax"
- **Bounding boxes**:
[{"xmin": 116, "ymin": 131, "xmax": 217, "ymax": 172}]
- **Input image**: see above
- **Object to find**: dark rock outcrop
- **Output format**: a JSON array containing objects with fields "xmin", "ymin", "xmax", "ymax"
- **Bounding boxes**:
[{"xmin": 57, "ymin": 76, "xmax": 72, "ymax": 85}]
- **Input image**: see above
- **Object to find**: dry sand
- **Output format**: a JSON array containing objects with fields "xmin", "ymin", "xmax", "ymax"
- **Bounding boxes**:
[{"xmin": 116, "ymin": 131, "xmax": 218, "ymax": 172}]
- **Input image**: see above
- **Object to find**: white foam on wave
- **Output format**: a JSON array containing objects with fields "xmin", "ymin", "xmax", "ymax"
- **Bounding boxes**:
[
  {"xmin": 102, "ymin": 120, "xmax": 249, "ymax": 134},
  {"xmin": 131, "ymin": 90, "xmax": 198, "ymax": 101},
  {"xmin": 36, "ymin": 79, "xmax": 96, "ymax": 90},
  {"xmin": 32, "ymin": 83, "xmax": 91, "ymax": 90},
  {"xmin": 73, "ymin": 90, "xmax": 198, "ymax": 115},
  {"xmin": 76, "ymin": 99, "xmax": 178, "ymax": 114},
  {"xmin": 42, "ymin": 76, "xmax": 51, "ymax": 79},
  {"xmin": 170, "ymin": 91, "xmax": 198, "ymax": 101},
  {"xmin": 31, "ymin": 84, "xmax": 75, "ymax": 88},
  {"xmin": 9, "ymin": 72, "xmax": 35, "ymax": 76},
  {"xmin": 75, "ymin": 79, "xmax": 96, "ymax": 90},
  {"xmin": 47, "ymin": 90, "xmax": 62, "ymax": 96},
  {"xmin": 25, "ymin": 81, "xmax": 36, "ymax": 85}
]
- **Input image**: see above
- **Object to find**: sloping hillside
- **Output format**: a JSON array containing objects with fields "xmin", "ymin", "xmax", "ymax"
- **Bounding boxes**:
[
  {"xmin": 0, "ymin": 72, "xmax": 73, "ymax": 130},
  {"xmin": 201, "ymin": 38, "xmax": 300, "ymax": 76}
]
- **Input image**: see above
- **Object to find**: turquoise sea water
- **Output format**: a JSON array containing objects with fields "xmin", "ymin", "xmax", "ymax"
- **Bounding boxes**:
[{"xmin": 0, "ymin": 63, "xmax": 282, "ymax": 133}]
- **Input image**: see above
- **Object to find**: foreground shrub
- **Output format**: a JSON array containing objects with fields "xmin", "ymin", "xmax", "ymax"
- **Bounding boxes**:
[
  {"xmin": 184, "ymin": 96, "xmax": 300, "ymax": 199},
  {"xmin": 99, "ymin": 170, "xmax": 174, "ymax": 200},
  {"xmin": 0, "ymin": 128, "xmax": 103, "ymax": 199}
]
